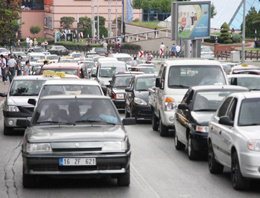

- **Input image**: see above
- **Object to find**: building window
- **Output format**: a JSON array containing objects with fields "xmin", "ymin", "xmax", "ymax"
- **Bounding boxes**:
[{"xmin": 22, "ymin": 0, "xmax": 44, "ymax": 10}]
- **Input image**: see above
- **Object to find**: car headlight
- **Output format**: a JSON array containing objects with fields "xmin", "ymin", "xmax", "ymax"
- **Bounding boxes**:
[
  {"xmin": 164, "ymin": 97, "xmax": 177, "ymax": 111},
  {"xmin": 26, "ymin": 143, "xmax": 52, "ymax": 153},
  {"xmin": 6, "ymin": 105, "xmax": 19, "ymax": 112},
  {"xmin": 102, "ymin": 142, "xmax": 127, "ymax": 151},
  {"xmin": 114, "ymin": 93, "xmax": 124, "ymax": 99},
  {"xmin": 195, "ymin": 125, "xmax": 209, "ymax": 133},
  {"xmin": 134, "ymin": 97, "xmax": 147, "ymax": 105},
  {"xmin": 248, "ymin": 140, "xmax": 260, "ymax": 151}
]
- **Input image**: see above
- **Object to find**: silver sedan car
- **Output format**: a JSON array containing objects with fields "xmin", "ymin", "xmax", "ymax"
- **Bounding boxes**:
[{"xmin": 208, "ymin": 92, "xmax": 260, "ymax": 190}]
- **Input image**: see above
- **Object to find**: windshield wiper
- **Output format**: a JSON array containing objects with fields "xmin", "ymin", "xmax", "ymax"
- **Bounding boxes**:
[
  {"xmin": 137, "ymin": 89, "xmax": 148, "ymax": 91},
  {"xmin": 75, "ymin": 120, "xmax": 116, "ymax": 125},
  {"xmin": 169, "ymin": 85, "xmax": 190, "ymax": 88},
  {"xmin": 36, "ymin": 121, "xmax": 74, "ymax": 125},
  {"xmin": 194, "ymin": 109, "xmax": 216, "ymax": 111}
]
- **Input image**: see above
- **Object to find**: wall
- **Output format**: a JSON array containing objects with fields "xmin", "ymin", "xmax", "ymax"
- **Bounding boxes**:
[{"xmin": 21, "ymin": 10, "xmax": 45, "ymax": 38}]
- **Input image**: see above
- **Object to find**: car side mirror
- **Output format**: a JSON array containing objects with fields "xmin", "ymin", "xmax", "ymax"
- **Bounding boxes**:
[
  {"xmin": 156, "ymin": 77, "xmax": 162, "ymax": 88},
  {"xmin": 101, "ymin": 86, "xmax": 107, "ymax": 95},
  {"xmin": 0, "ymin": 93, "xmax": 7, "ymax": 97},
  {"xmin": 125, "ymin": 87, "xmax": 133, "ymax": 92},
  {"xmin": 122, "ymin": 118, "xmax": 136, "ymax": 125},
  {"xmin": 91, "ymin": 73, "xmax": 97, "ymax": 77},
  {"xmin": 178, "ymin": 104, "xmax": 189, "ymax": 110},
  {"xmin": 219, "ymin": 116, "xmax": 233, "ymax": 126},
  {"xmin": 28, "ymin": 98, "xmax": 36, "ymax": 106}
]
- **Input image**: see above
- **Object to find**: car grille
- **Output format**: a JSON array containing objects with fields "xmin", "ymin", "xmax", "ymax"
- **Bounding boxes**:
[{"xmin": 52, "ymin": 148, "xmax": 102, "ymax": 152}]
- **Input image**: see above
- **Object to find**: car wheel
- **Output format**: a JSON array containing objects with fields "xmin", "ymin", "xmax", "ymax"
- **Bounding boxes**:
[
  {"xmin": 208, "ymin": 141, "xmax": 224, "ymax": 174},
  {"xmin": 159, "ymin": 118, "xmax": 168, "ymax": 137},
  {"xmin": 125, "ymin": 107, "xmax": 130, "ymax": 118},
  {"xmin": 231, "ymin": 151, "xmax": 250, "ymax": 190},
  {"xmin": 175, "ymin": 135, "xmax": 185, "ymax": 150},
  {"xmin": 23, "ymin": 174, "xmax": 37, "ymax": 188},
  {"xmin": 4, "ymin": 125, "xmax": 13, "ymax": 135},
  {"xmin": 118, "ymin": 170, "xmax": 130, "ymax": 186},
  {"xmin": 152, "ymin": 112, "xmax": 159, "ymax": 131},
  {"xmin": 187, "ymin": 134, "xmax": 199, "ymax": 160}
]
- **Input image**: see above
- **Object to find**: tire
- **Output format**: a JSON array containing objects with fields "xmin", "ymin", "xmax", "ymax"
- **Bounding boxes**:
[
  {"xmin": 175, "ymin": 135, "xmax": 185, "ymax": 150},
  {"xmin": 4, "ymin": 125, "xmax": 13, "ymax": 135},
  {"xmin": 159, "ymin": 118, "xmax": 168, "ymax": 137},
  {"xmin": 231, "ymin": 151, "xmax": 250, "ymax": 190},
  {"xmin": 23, "ymin": 174, "xmax": 37, "ymax": 188},
  {"xmin": 187, "ymin": 133, "xmax": 199, "ymax": 160},
  {"xmin": 208, "ymin": 141, "xmax": 224, "ymax": 174},
  {"xmin": 152, "ymin": 112, "xmax": 159, "ymax": 131},
  {"xmin": 125, "ymin": 107, "xmax": 130, "ymax": 118},
  {"xmin": 118, "ymin": 170, "xmax": 130, "ymax": 186}
]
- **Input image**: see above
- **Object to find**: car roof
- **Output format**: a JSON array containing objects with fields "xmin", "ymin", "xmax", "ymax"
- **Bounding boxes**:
[
  {"xmin": 129, "ymin": 66, "xmax": 156, "ymax": 69},
  {"xmin": 110, "ymin": 53, "xmax": 132, "ymax": 57},
  {"xmin": 41, "ymin": 95, "xmax": 110, "ymax": 100},
  {"xmin": 163, "ymin": 59, "xmax": 222, "ymax": 66},
  {"xmin": 13, "ymin": 75, "xmax": 60, "ymax": 81},
  {"xmin": 191, "ymin": 85, "xmax": 248, "ymax": 92},
  {"xmin": 231, "ymin": 65, "xmax": 259, "ymax": 70},
  {"xmin": 28, "ymin": 53, "xmax": 45, "ymax": 56},
  {"xmin": 42, "ymin": 63, "xmax": 81, "ymax": 69},
  {"xmin": 228, "ymin": 74, "xmax": 260, "ymax": 78},
  {"xmin": 135, "ymin": 74, "xmax": 158, "ymax": 78},
  {"xmin": 228, "ymin": 92, "xmax": 260, "ymax": 99},
  {"xmin": 98, "ymin": 57, "xmax": 118, "ymax": 62},
  {"xmin": 43, "ymin": 79, "xmax": 100, "ymax": 86}
]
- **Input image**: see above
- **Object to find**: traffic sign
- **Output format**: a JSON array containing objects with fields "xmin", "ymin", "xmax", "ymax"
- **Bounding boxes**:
[
  {"xmin": 139, "ymin": 51, "xmax": 143, "ymax": 58},
  {"xmin": 160, "ymin": 49, "xmax": 164, "ymax": 56}
]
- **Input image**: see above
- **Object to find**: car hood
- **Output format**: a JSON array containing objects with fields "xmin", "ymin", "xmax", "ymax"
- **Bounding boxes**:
[
  {"xmin": 112, "ymin": 88, "xmax": 126, "ymax": 94},
  {"xmin": 8, "ymin": 96, "xmax": 38, "ymax": 107},
  {"xmin": 238, "ymin": 126, "xmax": 260, "ymax": 140},
  {"xmin": 99, "ymin": 77, "xmax": 112, "ymax": 86},
  {"xmin": 135, "ymin": 91, "xmax": 149, "ymax": 102},
  {"xmin": 191, "ymin": 111, "xmax": 215, "ymax": 126},
  {"xmin": 26, "ymin": 125, "xmax": 126, "ymax": 143}
]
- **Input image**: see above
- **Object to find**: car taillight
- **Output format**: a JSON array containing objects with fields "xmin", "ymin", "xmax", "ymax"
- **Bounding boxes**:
[
  {"xmin": 57, "ymin": 50, "xmax": 60, "ymax": 52},
  {"xmin": 96, "ymin": 53, "xmax": 99, "ymax": 55}
]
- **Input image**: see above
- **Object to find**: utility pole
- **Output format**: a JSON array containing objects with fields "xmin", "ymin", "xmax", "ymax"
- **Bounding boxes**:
[
  {"xmin": 108, "ymin": 0, "xmax": 112, "ymax": 38},
  {"xmin": 97, "ymin": 0, "xmax": 100, "ymax": 39},
  {"xmin": 91, "ymin": 0, "xmax": 95, "ymax": 39},
  {"xmin": 77, "ymin": 14, "xmax": 79, "ymax": 42},
  {"xmin": 241, "ymin": 0, "xmax": 246, "ymax": 63},
  {"xmin": 116, "ymin": 0, "xmax": 118, "ymax": 38}
]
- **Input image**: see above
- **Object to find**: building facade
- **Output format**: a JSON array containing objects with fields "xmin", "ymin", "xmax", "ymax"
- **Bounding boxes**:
[{"xmin": 21, "ymin": 0, "xmax": 142, "ymax": 38}]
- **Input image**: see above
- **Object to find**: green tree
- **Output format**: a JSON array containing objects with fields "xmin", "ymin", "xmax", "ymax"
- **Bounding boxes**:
[
  {"xmin": 220, "ymin": 22, "xmax": 232, "ymax": 43},
  {"xmin": 211, "ymin": 3, "xmax": 217, "ymax": 19},
  {"xmin": 95, "ymin": 16, "xmax": 106, "ymax": 27},
  {"xmin": 0, "ymin": 0, "xmax": 21, "ymax": 45},
  {"xmin": 99, "ymin": 26, "xmax": 108, "ymax": 38},
  {"xmin": 30, "ymin": 25, "xmax": 41, "ymax": 35},
  {"xmin": 151, "ymin": 0, "xmax": 161, "ymax": 21},
  {"xmin": 133, "ymin": 0, "xmax": 142, "ymax": 9},
  {"xmin": 160, "ymin": 0, "xmax": 172, "ymax": 13},
  {"xmin": 245, "ymin": 7, "xmax": 260, "ymax": 38},
  {"xmin": 60, "ymin": 17, "xmax": 75, "ymax": 30},
  {"xmin": 79, "ymin": 16, "xmax": 91, "ymax": 29},
  {"xmin": 142, "ymin": 0, "xmax": 152, "ymax": 22}
]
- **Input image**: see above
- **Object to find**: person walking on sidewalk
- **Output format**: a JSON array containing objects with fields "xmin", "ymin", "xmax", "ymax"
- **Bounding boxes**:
[
  {"xmin": 16, "ymin": 56, "xmax": 23, "ymax": 76},
  {"xmin": 171, "ymin": 44, "xmax": 176, "ymax": 58},
  {"xmin": 7, "ymin": 55, "xmax": 17, "ymax": 83},
  {"xmin": 1, "ymin": 55, "xmax": 7, "ymax": 82},
  {"xmin": 160, "ymin": 42, "xmax": 166, "ymax": 56},
  {"xmin": 23, "ymin": 61, "xmax": 30, "ymax": 75}
]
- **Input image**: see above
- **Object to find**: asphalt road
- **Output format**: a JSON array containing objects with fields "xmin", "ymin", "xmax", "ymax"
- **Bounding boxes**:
[{"xmin": 1, "ymin": 115, "xmax": 260, "ymax": 198}]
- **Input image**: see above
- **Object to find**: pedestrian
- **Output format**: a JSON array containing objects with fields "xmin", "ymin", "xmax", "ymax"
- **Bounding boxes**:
[
  {"xmin": 16, "ymin": 55, "xmax": 23, "ymax": 76},
  {"xmin": 1, "ymin": 55, "xmax": 7, "ymax": 82},
  {"xmin": 44, "ymin": 39, "xmax": 48, "ymax": 50},
  {"xmin": 7, "ymin": 55, "xmax": 17, "ymax": 83},
  {"xmin": 23, "ymin": 60, "xmax": 30, "ymax": 75},
  {"xmin": 17, "ymin": 39, "xmax": 20, "ymax": 46},
  {"xmin": 115, "ymin": 43, "xmax": 120, "ymax": 53},
  {"xmin": 29, "ymin": 39, "xmax": 33, "ymax": 47},
  {"xmin": 147, "ymin": 52, "xmax": 153, "ymax": 64},
  {"xmin": 160, "ymin": 42, "xmax": 166, "ymax": 56},
  {"xmin": 103, "ymin": 40, "xmax": 108, "ymax": 52},
  {"xmin": 34, "ymin": 38, "xmax": 38, "ymax": 46},
  {"xmin": 171, "ymin": 43, "xmax": 176, "ymax": 58},
  {"xmin": 130, "ymin": 57, "xmax": 138, "ymax": 67},
  {"xmin": 86, "ymin": 41, "xmax": 90, "ymax": 52},
  {"xmin": 176, "ymin": 44, "xmax": 181, "ymax": 57},
  {"xmin": 144, "ymin": 51, "xmax": 148, "ymax": 63},
  {"xmin": 26, "ymin": 37, "xmax": 30, "ymax": 48},
  {"xmin": 154, "ymin": 28, "xmax": 158, "ymax": 38},
  {"xmin": 109, "ymin": 46, "xmax": 113, "ymax": 54}
]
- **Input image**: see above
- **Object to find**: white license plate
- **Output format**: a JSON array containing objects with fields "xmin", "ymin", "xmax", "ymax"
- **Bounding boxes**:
[{"xmin": 59, "ymin": 158, "xmax": 96, "ymax": 166}]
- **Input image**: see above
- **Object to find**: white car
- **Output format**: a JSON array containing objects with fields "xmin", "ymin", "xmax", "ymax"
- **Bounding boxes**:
[
  {"xmin": 208, "ymin": 92, "xmax": 260, "ymax": 190},
  {"xmin": 201, "ymin": 46, "xmax": 215, "ymax": 60},
  {"xmin": 109, "ymin": 53, "xmax": 133, "ymax": 65},
  {"xmin": 0, "ymin": 48, "xmax": 10, "ymax": 56},
  {"xmin": 228, "ymin": 74, "xmax": 260, "ymax": 91},
  {"xmin": 45, "ymin": 54, "xmax": 59, "ymax": 63},
  {"xmin": 27, "ymin": 53, "xmax": 46, "ymax": 64}
]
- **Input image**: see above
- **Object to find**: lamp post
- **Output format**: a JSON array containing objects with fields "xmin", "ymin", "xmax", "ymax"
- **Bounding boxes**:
[
  {"xmin": 116, "ymin": 0, "xmax": 118, "ymax": 38},
  {"xmin": 97, "ymin": 0, "xmax": 99, "ymax": 40},
  {"xmin": 77, "ymin": 14, "xmax": 79, "ymax": 43},
  {"xmin": 91, "ymin": 0, "xmax": 95, "ymax": 40},
  {"xmin": 241, "ymin": 0, "xmax": 246, "ymax": 63}
]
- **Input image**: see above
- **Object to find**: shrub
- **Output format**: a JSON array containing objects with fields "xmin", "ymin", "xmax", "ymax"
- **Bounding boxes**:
[{"xmin": 30, "ymin": 25, "xmax": 41, "ymax": 35}]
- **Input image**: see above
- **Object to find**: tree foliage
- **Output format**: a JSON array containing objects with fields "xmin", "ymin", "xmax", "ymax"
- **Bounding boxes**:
[
  {"xmin": 160, "ymin": 0, "xmax": 172, "ymax": 13},
  {"xmin": 79, "ymin": 16, "xmax": 91, "ymax": 29},
  {"xmin": 30, "ymin": 25, "xmax": 41, "ymax": 35},
  {"xmin": 244, "ymin": 7, "xmax": 260, "ymax": 37},
  {"xmin": 133, "ymin": 0, "xmax": 142, "ymax": 9},
  {"xmin": 0, "ymin": 0, "xmax": 21, "ymax": 45},
  {"xmin": 95, "ymin": 16, "xmax": 106, "ymax": 27},
  {"xmin": 60, "ymin": 17, "xmax": 75, "ymax": 30},
  {"xmin": 220, "ymin": 22, "xmax": 232, "ymax": 44},
  {"xmin": 211, "ymin": 3, "xmax": 217, "ymax": 19}
]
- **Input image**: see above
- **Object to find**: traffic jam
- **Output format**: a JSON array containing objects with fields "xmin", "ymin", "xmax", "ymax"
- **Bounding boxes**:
[{"xmin": 1, "ymin": 46, "xmax": 260, "ymax": 191}]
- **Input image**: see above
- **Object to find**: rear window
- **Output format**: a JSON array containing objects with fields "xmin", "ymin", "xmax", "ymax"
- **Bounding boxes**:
[
  {"xmin": 135, "ymin": 77, "xmax": 156, "ymax": 91},
  {"xmin": 168, "ymin": 66, "xmax": 226, "ymax": 88}
]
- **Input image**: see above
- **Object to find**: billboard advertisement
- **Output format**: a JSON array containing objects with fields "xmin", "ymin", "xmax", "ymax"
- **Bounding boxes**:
[
  {"xmin": 171, "ymin": 1, "xmax": 211, "ymax": 40},
  {"xmin": 122, "ymin": 0, "xmax": 133, "ymax": 23}
]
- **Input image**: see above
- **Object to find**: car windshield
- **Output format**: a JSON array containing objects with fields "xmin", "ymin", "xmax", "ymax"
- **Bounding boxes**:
[
  {"xmin": 230, "ymin": 77, "xmax": 260, "ymax": 90},
  {"xmin": 14, "ymin": 52, "xmax": 26, "ymax": 56},
  {"xmin": 168, "ymin": 66, "xmax": 226, "ymax": 88},
  {"xmin": 10, "ymin": 80, "xmax": 46, "ymax": 96},
  {"xmin": 193, "ymin": 90, "xmax": 243, "ymax": 111},
  {"xmin": 135, "ymin": 77, "xmax": 156, "ymax": 91},
  {"xmin": 33, "ymin": 98, "xmax": 120, "ymax": 125},
  {"xmin": 31, "ymin": 56, "xmax": 45, "ymax": 61},
  {"xmin": 39, "ymin": 85, "xmax": 102, "ymax": 99},
  {"xmin": 114, "ymin": 76, "xmax": 132, "ymax": 88},
  {"xmin": 72, "ymin": 54, "xmax": 82, "ymax": 58},
  {"xmin": 96, "ymin": 48, "xmax": 106, "ymax": 53},
  {"xmin": 239, "ymin": 98, "xmax": 260, "ymax": 126},
  {"xmin": 33, "ymin": 48, "xmax": 45, "ymax": 52},
  {"xmin": 83, "ymin": 62, "xmax": 95, "ymax": 68},
  {"xmin": 116, "ymin": 57, "xmax": 132, "ymax": 64},
  {"xmin": 46, "ymin": 55, "xmax": 59, "ymax": 60},
  {"xmin": 41, "ymin": 69, "xmax": 78, "ymax": 76},
  {"xmin": 139, "ymin": 67, "xmax": 158, "ymax": 74},
  {"xmin": 201, "ymin": 47, "xmax": 212, "ymax": 52},
  {"xmin": 99, "ymin": 64, "xmax": 126, "ymax": 77},
  {"xmin": 138, "ymin": 64, "xmax": 156, "ymax": 68}
]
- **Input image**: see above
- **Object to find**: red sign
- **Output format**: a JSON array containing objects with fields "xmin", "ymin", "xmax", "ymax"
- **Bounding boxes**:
[
  {"xmin": 139, "ymin": 51, "xmax": 143, "ymax": 58},
  {"xmin": 160, "ymin": 49, "xmax": 164, "ymax": 56},
  {"xmin": 44, "ymin": 0, "xmax": 53, "ymax": 5}
]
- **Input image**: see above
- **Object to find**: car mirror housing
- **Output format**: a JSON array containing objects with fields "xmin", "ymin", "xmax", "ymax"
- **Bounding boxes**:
[
  {"xmin": 101, "ymin": 86, "xmax": 107, "ymax": 95},
  {"xmin": 125, "ymin": 87, "xmax": 133, "ymax": 92},
  {"xmin": 178, "ymin": 104, "xmax": 189, "ymax": 110},
  {"xmin": 28, "ymin": 98, "xmax": 36, "ymax": 106},
  {"xmin": 122, "ymin": 118, "xmax": 136, "ymax": 125},
  {"xmin": 155, "ymin": 77, "xmax": 162, "ymax": 88},
  {"xmin": 91, "ymin": 73, "xmax": 97, "ymax": 78},
  {"xmin": 219, "ymin": 116, "xmax": 233, "ymax": 126},
  {"xmin": 0, "ymin": 93, "xmax": 7, "ymax": 97}
]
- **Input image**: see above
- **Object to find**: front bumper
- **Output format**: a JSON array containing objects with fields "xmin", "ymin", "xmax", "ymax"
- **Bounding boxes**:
[
  {"xmin": 133, "ymin": 105, "xmax": 152, "ymax": 119},
  {"xmin": 190, "ymin": 132, "xmax": 208, "ymax": 152},
  {"xmin": 4, "ymin": 110, "xmax": 32, "ymax": 128},
  {"xmin": 239, "ymin": 151, "xmax": 260, "ymax": 179},
  {"xmin": 23, "ymin": 151, "xmax": 131, "ymax": 176},
  {"xmin": 160, "ymin": 110, "xmax": 175, "ymax": 128},
  {"xmin": 112, "ymin": 99, "xmax": 125, "ymax": 110}
]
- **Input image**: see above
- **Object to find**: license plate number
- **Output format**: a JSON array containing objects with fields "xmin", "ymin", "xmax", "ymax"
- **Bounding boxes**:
[{"xmin": 59, "ymin": 158, "xmax": 96, "ymax": 166}]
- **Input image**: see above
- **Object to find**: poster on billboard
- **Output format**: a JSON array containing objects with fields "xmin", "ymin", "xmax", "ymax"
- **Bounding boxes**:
[{"xmin": 171, "ymin": 1, "xmax": 211, "ymax": 41}]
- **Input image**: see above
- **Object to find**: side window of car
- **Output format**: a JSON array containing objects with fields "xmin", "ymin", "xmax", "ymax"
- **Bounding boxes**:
[
  {"xmin": 217, "ymin": 97, "xmax": 233, "ymax": 117},
  {"xmin": 227, "ymin": 98, "xmax": 238, "ymax": 121}
]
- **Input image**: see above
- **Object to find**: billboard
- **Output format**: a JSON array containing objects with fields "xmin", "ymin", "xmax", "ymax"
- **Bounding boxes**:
[
  {"xmin": 171, "ymin": 1, "xmax": 211, "ymax": 40},
  {"xmin": 122, "ymin": 0, "xmax": 133, "ymax": 23}
]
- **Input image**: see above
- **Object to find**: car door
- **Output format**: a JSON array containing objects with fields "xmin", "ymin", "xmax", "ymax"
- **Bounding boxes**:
[
  {"xmin": 210, "ymin": 97, "xmax": 233, "ymax": 163},
  {"xmin": 176, "ymin": 89, "xmax": 194, "ymax": 144},
  {"xmin": 217, "ymin": 98, "xmax": 238, "ymax": 166}
]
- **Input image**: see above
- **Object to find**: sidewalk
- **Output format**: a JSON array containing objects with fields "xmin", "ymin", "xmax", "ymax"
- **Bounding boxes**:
[{"xmin": 0, "ymin": 81, "xmax": 10, "ymax": 104}]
